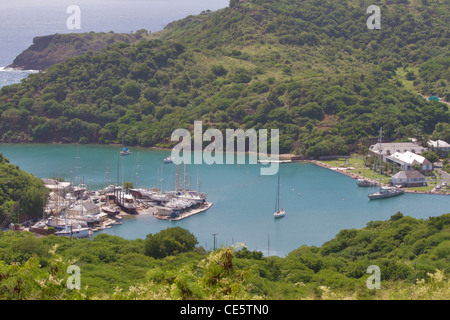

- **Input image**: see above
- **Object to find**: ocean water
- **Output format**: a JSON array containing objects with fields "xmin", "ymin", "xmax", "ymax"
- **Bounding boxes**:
[
  {"xmin": 1, "ymin": 144, "xmax": 449, "ymax": 256},
  {"xmin": 0, "ymin": 0, "xmax": 229, "ymax": 87},
  {"xmin": 0, "ymin": 67, "xmax": 38, "ymax": 88}
]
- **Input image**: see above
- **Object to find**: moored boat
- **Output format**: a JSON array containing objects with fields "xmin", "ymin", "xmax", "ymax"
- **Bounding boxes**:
[
  {"xmin": 164, "ymin": 155, "xmax": 174, "ymax": 163},
  {"xmin": 357, "ymin": 179, "xmax": 375, "ymax": 187},
  {"xmin": 368, "ymin": 186, "xmax": 404, "ymax": 199},
  {"xmin": 120, "ymin": 147, "xmax": 131, "ymax": 156},
  {"xmin": 369, "ymin": 127, "xmax": 404, "ymax": 200},
  {"xmin": 273, "ymin": 172, "xmax": 285, "ymax": 218},
  {"xmin": 274, "ymin": 208, "xmax": 285, "ymax": 218}
]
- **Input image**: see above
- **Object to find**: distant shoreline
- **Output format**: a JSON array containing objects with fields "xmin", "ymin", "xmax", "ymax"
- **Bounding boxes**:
[
  {"xmin": 0, "ymin": 141, "xmax": 295, "ymax": 159},
  {"xmin": 2, "ymin": 142, "xmax": 448, "ymax": 196},
  {"xmin": 307, "ymin": 159, "xmax": 449, "ymax": 196}
]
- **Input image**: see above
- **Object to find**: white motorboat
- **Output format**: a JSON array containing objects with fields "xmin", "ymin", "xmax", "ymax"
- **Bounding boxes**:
[{"xmin": 164, "ymin": 155, "xmax": 174, "ymax": 163}]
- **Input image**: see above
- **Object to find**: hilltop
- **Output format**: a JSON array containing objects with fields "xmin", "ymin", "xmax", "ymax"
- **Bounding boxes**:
[{"xmin": 0, "ymin": 0, "xmax": 448, "ymax": 156}]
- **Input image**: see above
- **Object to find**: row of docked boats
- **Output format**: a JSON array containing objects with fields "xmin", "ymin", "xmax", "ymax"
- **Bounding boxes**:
[
  {"xmin": 29, "ymin": 182, "xmax": 128, "ymax": 238},
  {"xmin": 135, "ymin": 188, "xmax": 209, "ymax": 220}
]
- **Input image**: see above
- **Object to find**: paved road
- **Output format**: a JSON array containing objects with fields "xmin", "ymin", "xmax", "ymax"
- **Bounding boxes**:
[{"xmin": 432, "ymin": 165, "xmax": 450, "ymax": 192}]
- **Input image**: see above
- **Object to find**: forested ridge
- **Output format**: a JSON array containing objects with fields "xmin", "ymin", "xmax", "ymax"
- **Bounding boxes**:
[
  {"xmin": 0, "ymin": 212, "xmax": 449, "ymax": 299},
  {"xmin": 0, "ymin": 0, "xmax": 449, "ymax": 156}
]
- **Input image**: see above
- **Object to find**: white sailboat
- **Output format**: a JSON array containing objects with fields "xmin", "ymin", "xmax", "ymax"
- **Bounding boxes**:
[
  {"xmin": 368, "ymin": 127, "xmax": 404, "ymax": 200},
  {"xmin": 274, "ymin": 172, "xmax": 285, "ymax": 218}
]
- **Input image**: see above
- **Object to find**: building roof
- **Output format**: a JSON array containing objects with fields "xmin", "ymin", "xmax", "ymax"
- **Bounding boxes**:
[
  {"xmin": 369, "ymin": 142, "xmax": 427, "ymax": 156},
  {"xmin": 428, "ymin": 140, "xmax": 450, "ymax": 149},
  {"xmin": 392, "ymin": 170, "xmax": 425, "ymax": 179},
  {"xmin": 69, "ymin": 200, "xmax": 99, "ymax": 213},
  {"xmin": 42, "ymin": 179, "xmax": 72, "ymax": 190},
  {"xmin": 387, "ymin": 151, "xmax": 431, "ymax": 166}
]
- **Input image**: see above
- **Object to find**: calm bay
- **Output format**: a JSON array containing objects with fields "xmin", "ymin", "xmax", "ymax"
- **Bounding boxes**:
[{"xmin": 1, "ymin": 143, "xmax": 448, "ymax": 256}]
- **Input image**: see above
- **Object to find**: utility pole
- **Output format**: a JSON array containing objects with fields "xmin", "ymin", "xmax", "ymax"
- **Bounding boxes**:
[{"xmin": 212, "ymin": 233, "xmax": 218, "ymax": 251}]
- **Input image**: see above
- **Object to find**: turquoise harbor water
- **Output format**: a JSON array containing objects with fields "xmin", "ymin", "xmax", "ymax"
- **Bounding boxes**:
[{"xmin": 1, "ymin": 144, "xmax": 449, "ymax": 256}]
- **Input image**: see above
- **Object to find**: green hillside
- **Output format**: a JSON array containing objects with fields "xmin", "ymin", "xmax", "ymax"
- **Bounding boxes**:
[
  {"xmin": 0, "ymin": 212, "xmax": 449, "ymax": 299},
  {"xmin": 0, "ymin": 154, "xmax": 46, "ymax": 225},
  {"xmin": 0, "ymin": 0, "xmax": 448, "ymax": 156}
]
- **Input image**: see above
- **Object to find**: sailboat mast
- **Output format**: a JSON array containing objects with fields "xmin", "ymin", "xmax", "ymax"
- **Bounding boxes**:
[
  {"xmin": 116, "ymin": 153, "xmax": 119, "ymax": 186},
  {"xmin": 161, "ymin": 165, "xmax": 163, "ymax": 192},
  {"xmin": 379, "ymin": 127, "xmax": 382, "ymax": 193},
  {"xmin": 184, "ymin": 163, "xmax": 187, "ymax": 193},
  {"xmin": 75, "ymin": 144, "xmax": 81, "ymax": 185},
  {"xmin": 121, "ymin": 155, "xmax": 124, "ymax": 188},
  {"xmin": 176, "ymin": 165, "xmax": 179, "ymax": 191},
  {"xmin": 136, "ymin": 152, "xmax": 139, "ymax": 188},
  {"xmin": 106, "ymin": 160, "xmax": 110, "ymax": 186},
  {"xmin": 275, "ymin": 173, "xmax": 280, "ymax": 211}
]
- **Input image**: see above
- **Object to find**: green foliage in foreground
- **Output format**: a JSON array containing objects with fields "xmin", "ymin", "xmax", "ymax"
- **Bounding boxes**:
[{"xmin": 0, "ymin": 212, "xmax": 449, "ymax": 300}]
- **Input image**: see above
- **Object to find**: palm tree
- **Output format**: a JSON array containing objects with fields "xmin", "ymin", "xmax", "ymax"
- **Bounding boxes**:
[
  {"xmin": 412, "ymin": 127, "xmax": 428, "ymax": 147},
  {"xmin": 123, "ymin": 182, "xmax": 134, "ymax": 193},
  {"xmin": 358, "ymin": 137, "xmax": 369, "ymax": 168}
]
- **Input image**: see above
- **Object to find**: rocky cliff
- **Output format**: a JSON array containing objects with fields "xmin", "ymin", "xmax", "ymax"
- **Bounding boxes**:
[{"xmin": 8, "ymin": 31, "xmax": 153, "ymax": 70}]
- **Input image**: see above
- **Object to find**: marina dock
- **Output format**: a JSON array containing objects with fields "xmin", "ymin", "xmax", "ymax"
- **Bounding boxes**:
[
  {"xmin": 26, "ymin": 176, "xmax": 213, "ymax": 238},
  {"xmin": 156, "ymin": 202, "xmax": 213, "ymax": 221},
  {"xmin": 258, "ymin": 159, "xmax": 292, "ymax": 164}
]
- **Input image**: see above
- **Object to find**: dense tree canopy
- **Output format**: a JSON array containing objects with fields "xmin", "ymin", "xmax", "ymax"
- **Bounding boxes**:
[
  {"xmin": 0, "ymin": 154, "xmax": 46, "ymax": 224},
  {"xmin": 144, "ymin": 227, "xmax": 198, "ymax": 259},
  {"xmin": 0, "ymin": 0, "xmax": 448, "ymax": 158},
  {"xmin": 0, "ymin": 212, "xmax": 449, "ymax": 299}
]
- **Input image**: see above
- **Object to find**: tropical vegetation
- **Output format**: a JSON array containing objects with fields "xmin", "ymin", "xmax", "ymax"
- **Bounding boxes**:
[
  {"xmin": 0, "ymin": 212, "xmax": 449, "ymax": 300},
  {"xmin": 0, "ymin": 0, "xmax": 448, "ymax": 157},
  {"xmin": 0, "ymin": 153, "xmax": 46, "ymax": 227}
]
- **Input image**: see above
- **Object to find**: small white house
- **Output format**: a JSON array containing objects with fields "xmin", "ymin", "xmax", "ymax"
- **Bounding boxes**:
[{"xmin": 391, "ymin": 170, "xmax": 427, "ymax": 187}]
